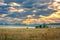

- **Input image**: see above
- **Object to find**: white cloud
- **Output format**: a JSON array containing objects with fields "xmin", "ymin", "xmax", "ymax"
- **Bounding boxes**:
[
  {"xmin": 32, "ymin": 14, "xmax": 35, "ymax": 17},
  {"xmin": 6, "ymin": 17, "xmax": 22, "ymax": 24},
  {"xmin": 9, "ymin": 7, "xmax": 17, "ymax": 13},
  {"xmin": 26, "ymin": 14, "xmax": 36, "ymax": 18},
  {"xmin": 55, "ymin": 0, "xmax": 60, "ymax": 2},
  {"xmin": 1, "ymin": 14, "xmax": 7, "ymax": 17},
  {"xmin": 14, "ymin": 18, "xmax": 22, "ymax": 21},
  {"xmin": 18, "ymin": 8, "xmax": 26, "ymax": 12},
  {"xmin": 9, "ymin": 7, "xmax": 26, "ymax": 13},
  {"xmin": 32, "ymin": 10, "xmax": 37, "ymax": 13},
  {"xmin": 9, "ymin": 2, "xmax": 22, "ymax": 6},
  {"xmin": 48, "ymin": 2, "xmax": 60, "ymax": 10},
  {"xmin": 27, "ymin": 15, "xmax": 33, "ymax": 18},
  {"xmin": 0, "ymin": 2, "xmax": 7, "ymax": 6},
  {"xmin": 0, "ymin": 0, "xmax": 7, "ymax": 6}
]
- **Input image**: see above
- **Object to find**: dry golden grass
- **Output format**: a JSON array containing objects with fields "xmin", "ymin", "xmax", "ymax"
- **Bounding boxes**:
[{"xmin": 0, "ymin": 28, "xmax": 60, "ymax": 40}]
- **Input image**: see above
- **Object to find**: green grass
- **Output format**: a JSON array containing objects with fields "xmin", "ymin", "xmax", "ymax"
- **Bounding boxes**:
[{"xmin": 0, "ymin": 28, "xmax": 60, "ymax": 40}]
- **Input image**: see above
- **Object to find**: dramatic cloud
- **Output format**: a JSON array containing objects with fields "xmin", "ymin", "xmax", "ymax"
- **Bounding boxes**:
[
  {"xmin": 0, "ymin": 0, "xmax": 60, "ymax": 24},
  {"xmin": 23, "ymin": 12, "xmax": 60, "ymax": 24},
  {"xmin": 22, "ymin": 1, "xmax": 60, "ymax": 24}
]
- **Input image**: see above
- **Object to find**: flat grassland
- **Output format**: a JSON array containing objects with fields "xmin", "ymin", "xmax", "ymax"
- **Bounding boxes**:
[{"xmin": 0, "ymin": 28, "xmax": 60, "ymax": 40}]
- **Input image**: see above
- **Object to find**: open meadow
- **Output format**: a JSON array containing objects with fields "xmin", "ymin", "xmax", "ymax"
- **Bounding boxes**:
[{"xmin": 0, "ymin": 28, "xmax": 60, "ymax": 40}]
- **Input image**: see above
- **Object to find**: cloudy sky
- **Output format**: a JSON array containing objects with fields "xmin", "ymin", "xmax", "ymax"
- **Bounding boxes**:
[{"xmin": 0, "ymin": 0, "xmax": 60, "ymax": 24}]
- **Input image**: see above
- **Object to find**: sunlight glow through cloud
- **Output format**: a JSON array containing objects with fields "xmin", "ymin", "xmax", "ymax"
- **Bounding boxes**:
[
  {"xmin": 55, "ymin": 0, "xmax": 60, "ymax": 2},
  {"xmin": 23, "ymin": 12, "xmax": 60, "ymax": 24},
  {"xmin": 22, "ymin": 1, "xmax": 60, "ymax": 24},
  {"xmin": 0, "ymin": 0, "xmax": 60, "ymax": 24}
]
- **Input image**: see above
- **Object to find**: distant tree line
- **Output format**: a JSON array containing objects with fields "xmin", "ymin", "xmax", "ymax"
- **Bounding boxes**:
[{"xmin": 35, "ymin": 23, "xmax": 48, "ymax": 28}]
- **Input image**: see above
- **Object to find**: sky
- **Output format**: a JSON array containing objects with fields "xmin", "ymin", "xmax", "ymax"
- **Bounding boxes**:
[{"xmin": 0, "ymin": 0, "xmax": 60, "ymax": 25}]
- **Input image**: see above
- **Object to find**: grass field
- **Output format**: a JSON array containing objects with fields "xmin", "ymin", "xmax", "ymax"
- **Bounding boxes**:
[{"xmin": 0, "ymin": 28, "xmax": 60, "ymax": 40}]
